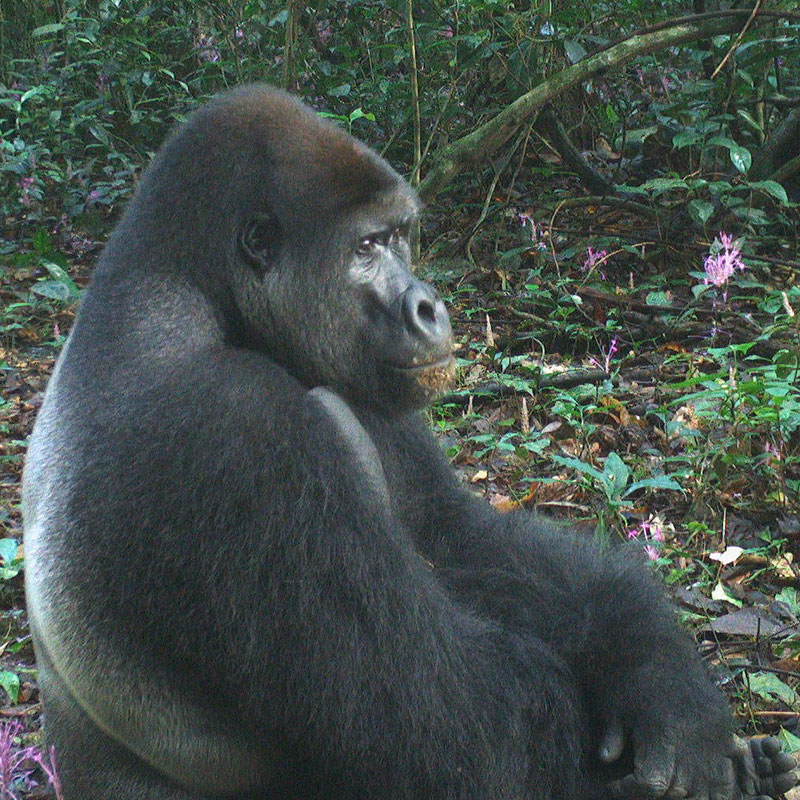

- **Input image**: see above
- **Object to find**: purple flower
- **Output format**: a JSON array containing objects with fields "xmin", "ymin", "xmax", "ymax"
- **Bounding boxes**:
[
  {"xmin": 0, "ymin": 721, "xmax": 64, "ymax": 800},
  {"xmin": 588, "ymin": 337, "xmax": 618, "ymax": 374},
  {"xmin": 703, "ymin": 232, "xmax": 745, "ymax": 288},
  {"xmin": 19, "ymin": 176, "xmax": 36, "ymax": 208},
  {"xmin": 518, "ymin": 212, "xmax": 547, "ymax": 251},
  {"xmin": 582, "ymin": 246, "xmax": 607, "ymax": 279},
  {"xmin": 316, "ymin": 21, "xmax": 333, "ymax": 43},
  {"xmin": 196, "ymin": 34, "xmax": 221, "ymax": 63},
  {"xmin": 0, "ymin": 721, "xmax": 38, "ymax": 799},
  {"xmin": 627, "ymin": 519, "xmax": 664, "ymax": 560}
]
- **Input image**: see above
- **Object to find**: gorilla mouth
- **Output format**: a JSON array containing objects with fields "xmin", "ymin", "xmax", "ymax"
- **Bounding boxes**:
[
  {"xmin": 392, "ymin": 355, "xmax": 454, "ymax": 373},
  {"xmin": 389, "ymin": 355, "xmax": 456, "ymax": 396}
]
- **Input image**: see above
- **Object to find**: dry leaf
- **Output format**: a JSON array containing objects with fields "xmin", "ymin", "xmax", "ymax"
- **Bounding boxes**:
[{"xmin": 709, "ymin": 546, "xmax": 744, "ymax": 566}]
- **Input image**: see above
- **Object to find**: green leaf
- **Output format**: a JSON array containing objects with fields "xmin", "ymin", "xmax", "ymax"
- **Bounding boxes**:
[
  {"xmin": 32, "ymin": 261, "xmax": 81, "ymax": 303},
  {"xmin": 625, "ymin": 127, "xmax": 657, "ymax": 146},
  {"xmin": 32, "ymin": 229, "xmax": 52, "ymax": 255},
  {"xmin": 748, "ymin": 671, "xmax": 799, "ymax": 705},
  {"xmin": 32, "ymin": 23, "xmax": 64, "ymax": 37},
  {"xmin": 0, "ymin": 536, "xmax": 22, "ymax": 579},
  {"xmin": 603, "ymin": 452, "xmax": 630, "ymax": 496},
  {"xmin": 707, "ymin": 138, "xmax": 751, "ymax": 172},
  {"xmin": 776, "ymin": 587, "xmax": 800, "ymax": 615},
  {"xmin": 20, "ymin": 87, "xmax": 48, "ymax": 104},
  {"xmin": 624, "ymin": 475, "xmax": 683, "ymax": 496},
  {"xmin": 673, "ymin": 131, "xmax": 701, "ymax": 149},
  {"xmin": 778, "ymin": 729, "xmax": 800, "ymax": 753},
  {"xmin": 688, "ymin": 199, "xmax": 714, "ymax": 227},
  {"xmin": 645, "ymin": 291, "xmax": 671, "ymax": 307},
  {"xmin": 736, "ymin": 108, "xmax": 763, "ymax": 133},
  {"xmin": 551, "ymin": 455, "xmax": 605, "ymax": 483},
  {"xmin": 0, "ymin": 671, "xmax": 20, "ymax": 704},
  {"xmin": 641, "ymin": 178, "xmax": 687, "ymax": 196},
  {"xmin": 0, "ymin": 538, "xmax": 18, "ymax": 565},
  {"xmin": 348, "ymin": 108, "xmax": 375, "ymax": 123},
  {"xmin": 32, "ymin": 281, "xmax": 72, "ymax": 302},
  {"xmin": 708, "ymin": 136, "xmax": 738, "ymax": 149},
  {"xmin": 711, "ymin": 581, "xmax": 742, "ymax": 607},
  {"xmin": 749, "ymin": 180, "xmax": 789, "ymax": 206},
  {"xmin": 729, "ymin": 145, "xmax": 751, "ymax": 174},
  {"xmin": 88, "ymin": 124, "xmax": 110, "ymax": 146},
  {"xmin": 563, "ymin": 40, "xmax": 587, "ymax": 63},
  {"xmin": 773, "ymin": 350, "xmax": 798, "ymax": 380}
]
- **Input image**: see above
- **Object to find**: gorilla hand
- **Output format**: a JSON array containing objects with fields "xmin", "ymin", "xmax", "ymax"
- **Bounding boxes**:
[{"xmin": 600, "ymin": 720, "xmax": 798, "ymax": 800}]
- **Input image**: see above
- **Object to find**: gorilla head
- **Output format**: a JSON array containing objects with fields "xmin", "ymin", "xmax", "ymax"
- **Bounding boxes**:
[{"xmin": 110, "ymin": 85, "xmax": 454, "ymax": 411}]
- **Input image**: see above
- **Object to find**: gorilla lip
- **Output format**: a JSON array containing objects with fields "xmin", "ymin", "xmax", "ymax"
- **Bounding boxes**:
[
  {"xmin": 390, "ymin": 355, "xmax": 456, "ymax": 397},
  {"xmin": 390, "ymin": 355, "xmax": 455, "ymax": 374}
]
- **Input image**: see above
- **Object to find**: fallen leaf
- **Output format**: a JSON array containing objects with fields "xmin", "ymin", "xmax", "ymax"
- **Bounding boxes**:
[
  {"xmin": 712, "ymin": 581, "xmax": 743, "ymax": 606},
  {"xmin": 709, "ymin": 546, "xmax": 744, "ymax": 565},
  {"xmin": 703, "ymin": 609, "xmax": 785, "ymax": 638}
]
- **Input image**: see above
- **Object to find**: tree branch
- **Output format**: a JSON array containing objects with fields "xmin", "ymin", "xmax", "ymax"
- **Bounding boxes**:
[{"xmin": 418, "ymin": 13, "xmax": 768, "ymax": 202}]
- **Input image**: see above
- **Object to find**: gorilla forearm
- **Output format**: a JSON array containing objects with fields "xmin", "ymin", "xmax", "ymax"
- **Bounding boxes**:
[{"xmin": 371, "ymin": 413, "xmax": 703, "ymax": 679}]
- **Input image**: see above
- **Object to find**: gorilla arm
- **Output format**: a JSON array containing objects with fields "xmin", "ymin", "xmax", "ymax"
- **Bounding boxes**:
[
  {"xmin": 367, "ymin": 412, "xmax": 795, "ymax": 800},
  {"xmin": 245, "ymin": 385, "xmax": 590, "ymax": 799}
]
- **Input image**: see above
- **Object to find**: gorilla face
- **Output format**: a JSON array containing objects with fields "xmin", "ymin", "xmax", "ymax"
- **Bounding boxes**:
[
  {"xmin": 342, "ymin": 210, "xmax": 455, "ymax": 409},
  {"xmin": 235, "ymin": 185, "xmax": 454, "ymax": 413}
]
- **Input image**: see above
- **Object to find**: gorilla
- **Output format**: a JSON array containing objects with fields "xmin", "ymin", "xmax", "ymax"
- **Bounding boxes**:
[{"xmin": 22, "ymin": 85, "xmax": 797, "ymax": 800}]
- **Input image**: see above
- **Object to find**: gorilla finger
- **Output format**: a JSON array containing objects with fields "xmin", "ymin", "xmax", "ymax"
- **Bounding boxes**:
[
  {"xmin": 757, "ymin": 738, "xmax": 781, "ymax": 758},
  {"xmin": 770, "ymin": 769, "xmax": 800, "ymax": 795},
  {"xmin": 668, "ymin": 785, "xmax": 690, "ymax": 799},
  {"xmin": 635, "ymin": 742, "xmax": 677, "ymax": 796},
  {"xmin": 708, "ymin": 755, "xmax": 736, "ymax": 800},
  {"xmin": 610, "ymin": 774, "xmax": 643, "ymax": 798},
  {"xmin": 666, "ymin": 776, "xmax": 690, "ymax": 799},
  {"xmin": 755, "ymin": 756, "xmax": 773, "ymax": 776},
  {"xmin": 773, "ymin": 752, "xmax": 799, "ymax": 773},
  {"xmin": 733, "ymin": 744, "xmax": 759, "ymax": 796},
  {"xmin": 600, "ymin": 719, "xmax": 627, "ymax": 763}
]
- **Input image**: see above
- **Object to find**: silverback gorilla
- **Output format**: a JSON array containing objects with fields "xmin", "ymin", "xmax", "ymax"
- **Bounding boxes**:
[{"xmin": 23, "ymin": 86, "xmax": 797, "ymax": 800}]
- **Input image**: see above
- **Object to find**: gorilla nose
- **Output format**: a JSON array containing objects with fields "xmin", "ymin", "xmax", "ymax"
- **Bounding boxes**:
[{"xmin": 400, "ymin": 281, "xmax": 452, "ymax": 352}]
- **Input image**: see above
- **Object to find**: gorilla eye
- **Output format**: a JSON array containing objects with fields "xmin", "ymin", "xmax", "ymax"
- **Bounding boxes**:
[{"xmin": 356, "ymin": 237, "xmax": 378, "ymax": 256}]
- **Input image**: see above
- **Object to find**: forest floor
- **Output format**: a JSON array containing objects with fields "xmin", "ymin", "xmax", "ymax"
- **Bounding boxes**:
[{"xmin": 1, "ymin": 179, "xmax": 800, "ymax": 795}]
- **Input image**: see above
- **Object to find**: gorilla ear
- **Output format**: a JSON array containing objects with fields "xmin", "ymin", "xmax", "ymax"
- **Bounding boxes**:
[{"xmin": 239, "ymin": 211, "xmax": 282, "ymax": 275}]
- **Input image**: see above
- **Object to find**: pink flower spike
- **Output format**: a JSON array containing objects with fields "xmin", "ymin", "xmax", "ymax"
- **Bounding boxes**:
[{"xmin": 702, "ymin": 232, "xmax": 745, "ymax": 288}]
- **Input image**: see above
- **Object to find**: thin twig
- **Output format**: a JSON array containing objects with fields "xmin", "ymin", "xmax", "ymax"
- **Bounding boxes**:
[{"xmin": 711, "ymin": 0, "xmax": 763, "ymax": 80}]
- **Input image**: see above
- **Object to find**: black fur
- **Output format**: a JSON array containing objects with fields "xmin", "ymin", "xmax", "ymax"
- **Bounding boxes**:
[{"xmin": 22, "ymin": 86, "xmax": 793, "ymax": 800}]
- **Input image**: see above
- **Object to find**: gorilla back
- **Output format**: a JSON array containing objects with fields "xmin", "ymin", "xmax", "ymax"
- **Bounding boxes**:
[{"xmin": 23, "ymin": 86, "xmax": 781, "ymax": 800}]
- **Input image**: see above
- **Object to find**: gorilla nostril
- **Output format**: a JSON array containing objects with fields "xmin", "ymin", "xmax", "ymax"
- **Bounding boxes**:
[{"xmin": 417, "ymin": 299, "xmax": 436, "ymax": 327}]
